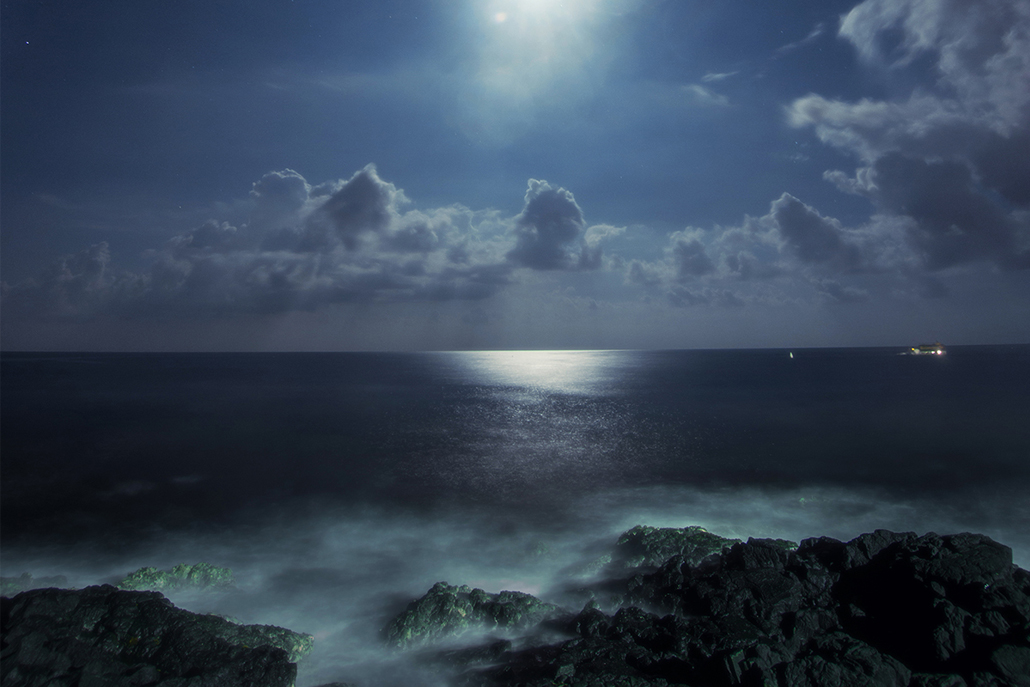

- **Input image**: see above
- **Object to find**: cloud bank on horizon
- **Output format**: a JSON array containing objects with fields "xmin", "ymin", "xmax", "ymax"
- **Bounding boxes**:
[{"xmin": 2, "ymin": 0, "xmax": 1028, "ymax": 350}]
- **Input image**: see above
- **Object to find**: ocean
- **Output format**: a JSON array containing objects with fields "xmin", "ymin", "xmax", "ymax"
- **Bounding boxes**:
[{"xmin": 2, "ymin": 346, "xmax": 1029, "ymax": 685}]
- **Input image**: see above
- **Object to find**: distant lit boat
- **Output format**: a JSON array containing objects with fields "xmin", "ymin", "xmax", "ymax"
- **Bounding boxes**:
[{"xmin": 909, "ymin": 342, "xmax": 946, "ymax": 355}]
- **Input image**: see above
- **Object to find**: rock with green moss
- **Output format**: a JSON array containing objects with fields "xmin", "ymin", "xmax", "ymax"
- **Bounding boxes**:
[
  {"xmin": 383, "ymin": 582, "xmax": 567, "ymax": 648},
  {"xmin": 610, "ymin": 525, "xmax": 741, "ymax": 571},
  {"xmin": 116, "ymin": 562, "xmax": 236, "ymax": 592},
  {"xmin": 1, "ymin": 585, "xmax": 313, "ymax": 686}
]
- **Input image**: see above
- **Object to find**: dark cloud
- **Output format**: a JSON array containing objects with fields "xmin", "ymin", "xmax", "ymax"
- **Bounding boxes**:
[
  {"xmin": 769, "ymin": 194, "xmax": 862, "ymax": 269},
  {"xmin": 166, "ymin": 220, "xmax": 240, "ymax": 255},
  {"xmin": 972, "ymin": 129, "xmax": 1030, "ymax": 207},
  {"xmin": 625, "ymin": 259, "xmax": 665, "ymax": 288},
  {"xmin": 506, "ymin": 180, "xmax": 599, "ymax": 271},
  {"xmin": 669, "ymin": 231, "xmax": 715, "ymax": 278},
  {"xmin": 668, "ymin": 286, "xmax": 745, "ymax": 308},
  {"xmin": 625, "ymin": 229, "xmax": 751, "ymax": 308},
  {"xmin": 787, "ymin": 0, "xmax": 1030, "ymax": 274},
  {"xmin": 722, "ymin": 252, "xmax": 783, "ymax": 281},
  {"xmin": 869, "ymin": 153, "xmax": 1029, "ymax": 270},
  {"xmin": 316, "ymin": 164, "xmax": 401, "ymax": 249},
  {"xmin": 1, "ymin": 243, "xmax": 143, "ymax": 318},
  {"xmin": 815, "ymin": 279, "xmax": 869, "ymax": 303},
  {"xmin": 625, "ymin": 194, "xmax": 905, "ymax": 308}
]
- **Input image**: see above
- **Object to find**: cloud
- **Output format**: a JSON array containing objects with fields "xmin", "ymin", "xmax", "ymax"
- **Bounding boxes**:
[
  {"xmin": 625, "ymin": 228, "xmax": 749, "ymax": 307},
  {"xmin": 776, "ymin": 22, "xmax": 826, "ymax": 55},
  {"xmin": 787, "ymin": 0, "xmax": 1030, "ymax": 273},
  {"xmin": 4, "ymin": 170, "xmax": 633, "ymax": 323},
  {"xmin": 701, "ymin": 71, "xmax": 739, "ymax": 83},
  {"xmin": 815, "ymin": 279, "xmax": 870, "ymax": 303},
  {"xmin": 769, "ymin": 194, "xmax": 862, "ymax": 269},
  {"xmin": 623, "ymin": 193, "xmax": 917, "ymax": 308},
  {"xmin": 1, "ymin": 243, "xmax": 145, "ymax": 318},
  {"xmin": 2, "ymin": 167, "xmax": 524, "ymax": 319},
  {"xmin": 669, "ymin": 229, "xmax": 716, "ymax": 279},
  {"xmin": 507, "ymin": 179, "xmax": 602, "ymax": 271},
  {"xmin": 681, "ymin": 84, "xmax": 730, "ymax": 108},
  {"xmin": 667, "ymin": 286, "xmax": 746, "ymax": 308}
]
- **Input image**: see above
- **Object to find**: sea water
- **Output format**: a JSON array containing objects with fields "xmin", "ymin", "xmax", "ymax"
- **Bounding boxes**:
[{"xmin": 2, "ymin": 347, "xmax": 1029, "ymax": 685}]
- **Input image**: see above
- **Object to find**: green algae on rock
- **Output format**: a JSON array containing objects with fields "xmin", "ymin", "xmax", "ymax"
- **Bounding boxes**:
[
  {"xmin": 611, "ymin": 524, "xmax": 742, "ymax": 570},
  {"xmin": 383, "ymin": 582, "xmax": 566, "ymax": 648},
  {"xmin": 116, "ymin": 562, "xmax": 236, "ymax": 592},
  {"xmin": 1, "ymin": 585, "xmax": 313, "ymax": 687}
]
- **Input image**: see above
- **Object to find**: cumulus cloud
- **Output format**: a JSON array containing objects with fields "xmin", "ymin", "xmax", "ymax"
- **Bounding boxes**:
[
  {"xmin": 626, "ymin": 228, "xmax": 745, "ymax": 307},
  {"xmin": 507, "ymin": 179, "xmax": 602, "ymax": 271},
  {"xmin": 669, "ymin": 229, "xmax": 716, "ymax": 279},
  {"xmin": 3, "ymin": 169, "xmax": 633, "ymax": 322},
  {"xmin": 768, "ymin": 194, "xmax": 862, "ymax": 269},
  {"xmin": 1, "ymin": 243, "xmax": 144, "ymax": 318},
  {"xmin": 624, "ymin": 192, "xmax": 915, "ymax": 308},
  {"xmin": 787, "ymin": 0, "xmax": 1030, "ymax": 273},
  {"xmin": 2, "ymin": 166, "xmax": 527, "ymax": 319}
]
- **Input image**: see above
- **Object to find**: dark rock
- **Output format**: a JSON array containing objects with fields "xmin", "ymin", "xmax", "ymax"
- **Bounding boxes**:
[
  {"xmin": 611, "ymin": 525, "xmax": 741, "ymax": 571},
  {"xmin": 838, "ymin": 531, "xmax": 1030, "ymax": 674},
  {"xmin": 779, "ymin": 632, "xmax": 911, "ymax": 686},
  {"xmin": 988, "ymin": 644, "xmax": 1030, "ymax": 686},
  {"xmin": 383, "ymin": 582, "xmax": 566, "ymax": 647},
  {"xmin": 386, "ymin": 526, "xmax": 1030, "ymax": 687},
  {"xmin": 0, "ymin": 584, "xmax": 313, "ymax": 687},
  {"xmin": 723, "ymin": 538, "xmax": 797, "ymax": 571},
  {"xmin": 435, "ymin": 638, "xmax": 514, "ymax": 667},
  {"xmin": 911, "ymin": 674, "xmax": 970, "ymax": 687}
]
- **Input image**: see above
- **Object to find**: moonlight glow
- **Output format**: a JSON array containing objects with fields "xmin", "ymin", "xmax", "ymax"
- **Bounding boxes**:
[{"xmin": 2, "ymin": 0, "xmax": 1029, "ymax": 350}]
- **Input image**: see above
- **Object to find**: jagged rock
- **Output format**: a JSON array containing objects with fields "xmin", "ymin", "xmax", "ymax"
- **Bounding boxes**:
[
  {"xmin": 1, "ymin": 573, "xmax": 69, "ymax": 597},
  {"xmin": 837, "ymin": 531, "xmax": 1030, "ymax": 674},
  {"xmin": 383, "ymin": 582, "xmax": 566, "ymax": 647},
  {"xmin": 418, "ymin": 527, "xmax": 1030, "ymax": 687},
  {"xmin": 116, "ymin": 562, "xmax": 236, "ymax": 592},
  {"xmin": 987, "ymin": 644, "xmax": 1030, "ymax": 686},
  {"xmin": 611, "ymin": 525, "xmax": 741, "ymax": 571},
  {"xmin": 0, "ymin": 584, "xmax": 313, "ymax": 686},
  {"xmin": 911, "ymin": 674, "xmax": 970, "ymax": 687},
  {"xmin": 780, "ymin": 632, "xmax": 912, "ymax": 686}
]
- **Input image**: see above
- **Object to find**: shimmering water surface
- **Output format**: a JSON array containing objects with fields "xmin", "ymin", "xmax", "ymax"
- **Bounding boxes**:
[{"xmin": 2, "ymin": 347, "xmax": 1029, "ymax": 685}]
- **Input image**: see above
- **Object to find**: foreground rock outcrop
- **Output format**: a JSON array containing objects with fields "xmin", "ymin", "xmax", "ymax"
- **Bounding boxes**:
[
  {"xmin": 1, "ymin": 584, "xmax": 313, "ymax": 687},
  {"xmin": 387, "ymin": 528, "xmax": 1030, "ymax": 687}
]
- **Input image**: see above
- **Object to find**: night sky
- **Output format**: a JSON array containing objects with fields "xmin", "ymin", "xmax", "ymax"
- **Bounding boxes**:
[{"xmin": 2, "ymin": 0, "xmax": 1029, "ymax": 351}]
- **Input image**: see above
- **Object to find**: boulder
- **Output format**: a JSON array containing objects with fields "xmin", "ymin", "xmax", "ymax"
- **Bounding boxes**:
[
  {"xmin": 611, "ymin": 525, "xmax": 741, "ymax": 571},
  {"xmin": 116, "ymin": 562, "xmax": 236, "ymax": 592},
  {"xmin": 404, "ymin": 527, "xmax": 1030, "ymax": 687},
  {"xmin": 0, "ymin": 584, "xmax": 313, "ymax": 687},
  {"xmin": 383, "ymin": 582, "xmax": 566, "ymax": 648}
]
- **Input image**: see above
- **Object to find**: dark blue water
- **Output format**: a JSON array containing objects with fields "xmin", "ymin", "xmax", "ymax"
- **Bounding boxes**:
[{"xmin": 2, "ymin": 347, "xmax": 1029, "ymax": 685}]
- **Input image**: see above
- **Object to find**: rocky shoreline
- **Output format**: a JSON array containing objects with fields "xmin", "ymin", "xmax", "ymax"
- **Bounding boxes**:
[{"xmin": 3, "ymin": 526, "xmax": 1029, "ymax": 686}]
